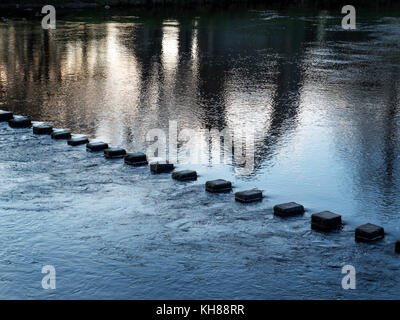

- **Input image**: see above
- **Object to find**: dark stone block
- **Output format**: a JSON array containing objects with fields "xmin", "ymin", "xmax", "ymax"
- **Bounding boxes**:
[
  {"xmin": 235, "ymin": 189, "xmax": 262, "ymax": 203},
  {"xmin": 33, "ymin": 124, "xmax": 53, "ymax": 135},
  {"xmin": 67, "ymin": 136, "xmax": 89, "ymax": 146},
  {"xmin": 51, "ymin": 129, "xmax": 71, "ymax": 140},
  {"xmin": 172, "ymin": 170, "xmax": 197, "ymax": 181},
  {"xmin": 104, "ymin": 147, "xmax": 126, "ymax": 159},
  {"xmin": 150, "ymin": 162, "xmax": 174, "ymax": 174},
  {"xmin": 274, "ymin": 202, "xmax": 305, "ymax": 217},
  {"xmin": 206, "ymin": 179, "xmax": 232, "ymax": 193},
  {"xmin": 124, "ymin": 152, "xmax": 148, "ymax": 166},
  {"xmin": 0, "ymin": 110, "xmax": 13, "ymax": 121},
  {"xmin": 395, "ymin": 241, "xmax": 400, "ymax": 254},
  {"xmin": 8, "ymin": 116, "xmax": 31, "ymax": 128},
  {"xmin": 311, "ymin": 211, "xmax": 342, "ymax": 231},
  {"xmin": 86, "ymin": 141, "xmax": 108, "ymax": 152},
  {"xmin": 355, "ymin": 223, "xmax": 384, "ymax": 242}
]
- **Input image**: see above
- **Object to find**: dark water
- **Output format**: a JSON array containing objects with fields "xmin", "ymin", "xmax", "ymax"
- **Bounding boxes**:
[{"xmin": 0, "ymin": 8, "xmax": 400, "ymax": 299}]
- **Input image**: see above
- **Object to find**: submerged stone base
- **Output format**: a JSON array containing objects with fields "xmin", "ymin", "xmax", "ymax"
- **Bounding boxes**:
[
  {"xmin": 206, "ymin": 179, "xmax": 232, "ymax": 193},
  {"xmin": 355, "ymin": 223, "xmax": 384, "ymax": 242},
  {"xmin": 274, "ymin": 202, "xmax": 305, "ymax": 217}
]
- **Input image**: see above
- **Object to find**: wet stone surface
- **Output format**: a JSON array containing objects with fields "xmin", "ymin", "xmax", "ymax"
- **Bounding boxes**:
[
  {"xmin": 311, "ymin": 211, "xmax": 342, "ymax": 231},
  {"xmin": 150, "ymin": 162, "xmax": 174, "ymax": 174},
  {"xmin": 395, "ymin": 241, "xmax": 400, "ymax": 254},
  {"xmin": 355, "ymin": 223, "xmax": 384, "ymax": 242},
  {"xmin": 206, "ymin": 179, "xmax": 233, "ymax": 193},
  {"xmin": 86, "ymin": 141, "xmax": 108, "ymax": 152},
  {"xmin": 172, "ymin": 170, "xmax": 197, "ymax": 181},
  {"xmin": 51, "ymin": 129, "xmax": 71, "ymax": 140},
  {"xmin": 0, "ymin": 110, "xmax": 13, "ymax": 121},
  {"xmin": 394, "ymin": 240, "xmax": 400, "ymax": 253},
  {"xmin": 33, "ymin": 124, "xmax": 53, "ymax": 135},
  {"xmin": 273, "ymin": 202, "xmax": 305, "ymax": 217},
  {"xmin": 68, "ymin": 137, "xmax": 89, "ymax": 146},
  {"xmin": 235, "ymin": 189, "xmax": 263, "ymax": 203},
  {"xmin": 8, "ymin": 116, "xmax": 31, "ymax": 128},
  {"xmin": 124, "ymin": 152, "xmax": 148, "ymax": 166},
  {"xmin": 104, "ymin": 147, "xmax": 126, "ymax": 159}
]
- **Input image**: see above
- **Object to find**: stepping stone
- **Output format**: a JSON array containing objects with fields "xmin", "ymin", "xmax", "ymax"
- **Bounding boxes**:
[
  {"xmin": 150, "ymin": 162, "xmax": 174, "ymax": 174},
  {"xmin": 172, "ymin": 170, "xmax": 197, "ymax": 181},
  {"xmin": 311, "ymin": 211, "xmax": 342, "ymax": 231},
  {"xmin": 33, "ymin": 124, "xmax": 53, "ymax": 135},
  {"xmin": 104, "ymin": 147, "xmax": 126, "ymax": 159},
  {"xmin": 68, "ymin": 136, "xmax": 89, "ymax": 146},
  {"xmin": 395, "ymin": 241, "xmax": 400, "ymax": 254},
  {"xmin": 274, "ymin": 202, "xmax": 305, "ymax": 217},
  {"xmin": 235, "ymin": 189, "xmax": 262, "ymax": 203},
  {"xmin": 8, "ymin": 116, "xmax": 31, "ymax": 128},
  {"xmin": 206, "ymin": 179, "xmax": 232, "ymax": 193},
  {"xmin": 0, "ymin": 110, "xmax": 13, "ymax": 121},
  {"xmin": 86, "ymin": 141, "xmax": 108, "ymax": 152},
  {"xmin": 355, "ymin": 223, "xmax": 384, "ymax": 242},
  {"xmin": 51, "ymin": 129, "xmax": 71, "ymax": 140},
  {"xmin": 124, "ymin": 152, "xmax": 148, "ymax": 166}
]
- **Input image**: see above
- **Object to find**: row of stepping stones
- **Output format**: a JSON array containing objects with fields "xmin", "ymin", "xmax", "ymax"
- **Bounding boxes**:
[{"xmin": 1, "ymin": 110, "xmax": 398, "ymax": 252}]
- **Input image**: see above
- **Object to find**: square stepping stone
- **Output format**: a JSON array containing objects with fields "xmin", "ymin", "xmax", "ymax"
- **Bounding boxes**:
[
  {"xmin": 51, "ymin": 129, "xmax": 71, "ymax": 140},
  {"xmin": 274, "ymin": 202, "xmax": 305, "ymax": 217},
  {"xmin": 67, "ymin": 136, "xmax": 89, "ymax": 146},
  {"xmin": 355, "ymin": 223, "xmax": 384, "ymax": 242},
  {"xmin": 395, "ymin": 241, "xmax": 400, "ymax": 254},
  {"xmin": 124, "ymin": 152, "xmax": 148, "ymax": 166},
  {"xmin": 0, "ymin": 110, "xmax": 13, "ymax": 121},
  {"xmin": 235, "ymin": 189, "xmax": 262, "ymax": 203},
  {"xmin": 86, "ymin": 141, "xmax": 108, "ymax": 152},
  {"xmin": 150, "ymin": 162, "xmax": 174, "ymax": 174},
  {"xmin": 394, "ymin": 240, "xmax": 400, "ymax": 253},
  {"xmin": 311, "ymin": 211, "xmax": 342, "ymax": 231},
  {"xmin": 206, "ymin": 179, "xmax": 232, "ymax": 193},
  {"xmin": 8, "ymin": 116, "xmax": 31, "ymax": 128},
  {"xmin": 104, "ymin": 147, "xmax": 126, "ymax": 159},
  {"xmin": 33, "ymin": 124, "xmax": 53, "ymax": 135},
  {"xmin": 172, "ymin": 170, "xmax": 197, "ymax": 181}
]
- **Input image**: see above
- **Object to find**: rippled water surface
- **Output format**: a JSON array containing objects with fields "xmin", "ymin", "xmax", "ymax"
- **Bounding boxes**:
[{"xmin": 0, "ymin": 8, "xmax": 400, "ymax": 299}]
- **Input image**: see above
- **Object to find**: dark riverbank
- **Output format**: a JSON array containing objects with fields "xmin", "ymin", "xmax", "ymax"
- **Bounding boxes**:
[
  {"xmin": 0, "ymin": 0, "xmax": 398, "ymax": 10},
  {"xmin": 1, "ymin": 1, "xmax": 399, "ymax": 21}
]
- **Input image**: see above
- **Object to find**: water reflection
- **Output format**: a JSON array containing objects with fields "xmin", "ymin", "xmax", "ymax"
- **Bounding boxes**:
[
  {"xmin": 162, "ymin": 20, "xmax": 179, "ymax": 73},
  {"xmin": 1, "ymin": 9, "xmax": 400, "ymax": 218}
]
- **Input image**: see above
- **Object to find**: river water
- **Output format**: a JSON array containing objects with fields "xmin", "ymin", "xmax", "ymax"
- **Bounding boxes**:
[{"xmin": 0, "ymin": 8, "xmax": 400, "ymax": 299}]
